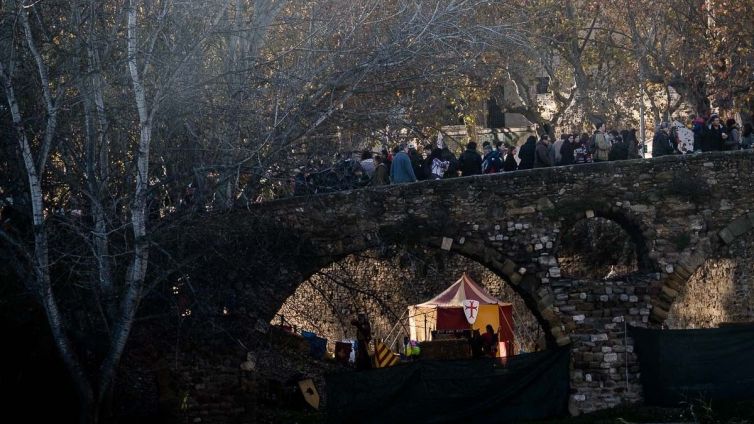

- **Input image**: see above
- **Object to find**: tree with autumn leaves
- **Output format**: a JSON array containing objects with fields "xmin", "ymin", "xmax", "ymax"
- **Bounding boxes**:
[
  {"xmin": 492, "ymin": 0, "xmax": 754, "ymax": 133},
  {"xmin": 0, "ymin": 1, "xmax": 528, "ymax": 422},
  {"xmin": 3, "ymin": 1, "xmax": 754, "ymax": 422}
]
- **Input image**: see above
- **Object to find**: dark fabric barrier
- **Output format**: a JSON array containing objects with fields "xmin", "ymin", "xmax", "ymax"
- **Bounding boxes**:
[
  {"xmin": 326, "ymin": 346, "xmax": 570, "ymax": 423},
  {"xmin": 630, "ymin": 325, "xmax": 754, "ymax": 406}
]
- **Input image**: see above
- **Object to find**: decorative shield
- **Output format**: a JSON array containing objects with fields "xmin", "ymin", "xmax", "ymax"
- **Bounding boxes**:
[
  {"xmin": 463, "ymin": 299, "xmax": 479, "ymax": 324},
  {"xmin": 297, "ymin": 378, "xmax": 320, "ymax": 410}
]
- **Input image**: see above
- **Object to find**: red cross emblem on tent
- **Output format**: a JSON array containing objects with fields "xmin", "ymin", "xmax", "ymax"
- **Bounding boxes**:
[{"xmin": 463, "ymin": 299, "xmax": 479, "ymax": 324}]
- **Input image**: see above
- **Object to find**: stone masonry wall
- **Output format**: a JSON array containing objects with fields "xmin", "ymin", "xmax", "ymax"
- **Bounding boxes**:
[
  {"xmin": 667, "ymin": 230, "xmax": 754, "ymax": 328},
  {"xmin": 555, "ymin": 273, "xmax": 661, "ymax": 413},
  {"xmin": 166, "ymin": 151, "xmax": 754, "ymax": 420}
]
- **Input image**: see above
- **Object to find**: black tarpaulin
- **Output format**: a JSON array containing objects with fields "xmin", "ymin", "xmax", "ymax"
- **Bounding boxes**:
[
  {"xmin": 326, "ymin": 346, "xmax": 570, "ymax": 423},
  {"xmin": 630, "ymin": 325, "xmax": 754, "ymax": 406}
]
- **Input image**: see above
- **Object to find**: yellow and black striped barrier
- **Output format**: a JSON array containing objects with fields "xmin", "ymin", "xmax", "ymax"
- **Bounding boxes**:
[{"xmin": 374, "ymin": 341, "xmax": 399, "ymax": 368}]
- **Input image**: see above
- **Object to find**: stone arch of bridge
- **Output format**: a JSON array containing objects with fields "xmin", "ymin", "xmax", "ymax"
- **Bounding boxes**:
[
  {"xmin": 554, "ymin": 204, "xmax": 657, "ymax": 275},
  {"xmin": 651, "ymin": 212, "xmax": 754, "ymax": 324},
  {"xmin": 281, "ymin": 231, "xmax": 570, "ymax": 349}
]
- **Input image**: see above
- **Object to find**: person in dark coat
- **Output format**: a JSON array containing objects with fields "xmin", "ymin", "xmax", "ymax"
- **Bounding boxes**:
[
  {"xmin": 652, "ymin": 122, "xmax": 676, "ymax": 157},
  {"xmin": 534, "ymin": 135, "xmax": 552, "ymax": 168},
  {"xmin": 481, "ymin": 324, "xmax": 498, "ymax": 358},
  {"xmin": 700, "ymin": 114, "xmax": 726, "ymax": 152},
  {"xmin": 517, "ymin": 136, "xmax": 537, "ymax": 170},
  {"xmin": 409, "ymin": 147, "xmax": 426, "ymax": 180},
  {"xmin": 421, "ymin": 144, "xmax": 434, "ymax": 179},
  {"xmin": 609, "ymin": 134, "xmax": 629, "ymax": 161},
  {"xmin": 458, "ymin": 141, "xmax": 483, "ymax": 176},
  {"xmin": 441, "ymin": 147, "xmax": 459, "ymax": 178},
  {"xmin": 623, "ymin": 129, "xmax": 641, "ymax": 158},
  {"xmin": 724, "ymin": 118, "xmax": 740, "ymax": 151},
  {"xmin": 481, "ymin": 144, "xmax": 502, "ymax": 173},
  {"xmin": 371, "ymin": 155, "xmax": 390, "ymax": 186},
  {"xmin": 559, "ymin": 134, "xmax": 575, "ymax": 166},
  {"xmin": 381, "ymin": 148, "xmax": 392, "ymax": 170},
  {"xmin": 351, "ymin": 313, "xmax": 372, "ymax": 370},
  {"xmin": 742, "ymin": 123, "xmax": 754, "ymax": 149},
  {"xmin": 503, "ymin": 145, "xmax": 518, "ymax": 172}
]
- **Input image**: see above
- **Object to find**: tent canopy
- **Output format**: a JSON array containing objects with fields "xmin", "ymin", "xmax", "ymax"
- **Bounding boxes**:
[
  {"xmin": 415, "ymin": 273, "xmax": 511, "ymax": 308},
  {"xmin": 408, "ymin": 273, "xmax": 515, "ymax": 348}
]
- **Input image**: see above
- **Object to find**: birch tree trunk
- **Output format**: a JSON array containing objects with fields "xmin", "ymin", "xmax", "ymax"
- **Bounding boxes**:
[
  {"xmin": 0, "ymin": 8, "xmax": 95, "ymax": 421},
  {"xmin": 90, "ymin": 1, "xmax": 155, "ymax": 418}
]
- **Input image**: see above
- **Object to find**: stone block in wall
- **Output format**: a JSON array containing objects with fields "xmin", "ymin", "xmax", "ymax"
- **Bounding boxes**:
[
  {"xmin": 556, "ymin": 335, "xmax": 571, "ymax": 346},
  {"xmin": 728, "ymin": 216, "xmax": 752, "ymax": 238},
  {"xmin": 537, "ymin": 294, "xmax": 555, "ymax": 309},
  {"xmin": 501, "ymin": 259, "xmax": 517, "ymax": 276},
  {"xmin": 660, "ymin": 285, "xmax": 679, "ymax": 300},
  {"xmin": 651, "ymin": 307, "xmax": 669, "ymax": 322},
  {"xmin": 591, "ymin": 334, "xmax": 609, "ymax": 342},
  {"xmin": 510, "ymin": 206, "xmax": 536, "ymax": 215},
  {"xmin": 650, "ymin": 297, "xmax": 671, "ymax": 311},
  {"xmin": 664, "ymin": 274, "xmax": 685, "ymax": 291},
  {"xmin": 719, "ymin": 228, "xmax": 735, "ymax": 245}
]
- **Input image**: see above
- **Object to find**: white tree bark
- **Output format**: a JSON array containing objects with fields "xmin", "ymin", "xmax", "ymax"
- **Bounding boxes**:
[
  {"xmin": 19, "ymin": 7, "xmax": 59, "ymax": 176},
  {"xmin": 0, "ymin": 24, "xmax": 95, "ymax": 424},
  {"xmin": 95, "ymin": 0, "xmax": 154, "ymax": 404}
]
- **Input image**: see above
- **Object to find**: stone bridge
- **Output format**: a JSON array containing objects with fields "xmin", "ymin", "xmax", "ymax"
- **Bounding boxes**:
[{"xmin": 178, "ymin": 151, "xmax": 754, "ymax": 415}]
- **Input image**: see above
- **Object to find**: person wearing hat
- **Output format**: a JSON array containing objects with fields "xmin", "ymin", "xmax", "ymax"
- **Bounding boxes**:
[{"xmin": 652, "ymin": 122, "xmax": 676, "ymax": 157}]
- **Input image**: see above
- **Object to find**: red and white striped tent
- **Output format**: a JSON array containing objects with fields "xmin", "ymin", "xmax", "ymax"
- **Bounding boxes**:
[{"xmin": 408, "ymin": 273, "xmax": 514, "ymax": 355}]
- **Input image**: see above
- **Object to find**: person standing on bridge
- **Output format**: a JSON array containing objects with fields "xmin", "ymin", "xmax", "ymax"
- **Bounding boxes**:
[
  {"xmin": 372, "ymin": 155, "xmax": 390, "ymax": 186},
  {"xmin": 458, "ymin": 141, "xmax": 483, "ymax": 176},
  {"xmin": 592, "ymin": 122, "xmax": 611, "ymax": 162},
  {"xmin": 390, "ymin": 143, "xmax": 417, "ymax": 184},
  {"xmin": 652, "ymin": 122, "xmax": 675, "ymax": 157},
  {"xmin": 503, "ymin": 144, "xmax": 518, "ymax": 172},
  {"xmin": 700, "ymin": 114, "xmax": 726, "ymax": 152},
  {"xmin": 517, "ymin": 136, "xmax": 536, "ymax": 170},
  {"xmin": 430, "ymin": 148, "xmax": 450, "ymax": 179},
  {"xmin": 534, "ymin": 134, "xmax": 553, "ymax": 168},
  {"xmin": 481, "ymin": 143, "xmax": 502, "ymax": 174},
  {"xmin": 559, "ymin": 134, "xmax": 576, "ymax": 166},
  {"xmin": 360, "ymin": 150, "xmax": 376, "ymax": 178}
]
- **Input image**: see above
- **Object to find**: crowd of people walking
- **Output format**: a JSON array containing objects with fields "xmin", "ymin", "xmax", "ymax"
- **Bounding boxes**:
[{"xmin": 292, "ymin": 115, "xmax": 753, "ymax": 195}]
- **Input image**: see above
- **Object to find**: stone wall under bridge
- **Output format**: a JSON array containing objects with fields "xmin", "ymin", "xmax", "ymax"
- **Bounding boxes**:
[{"xmin": 170, "ymin": 150, "xmax": 754, "ymax": 417}]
